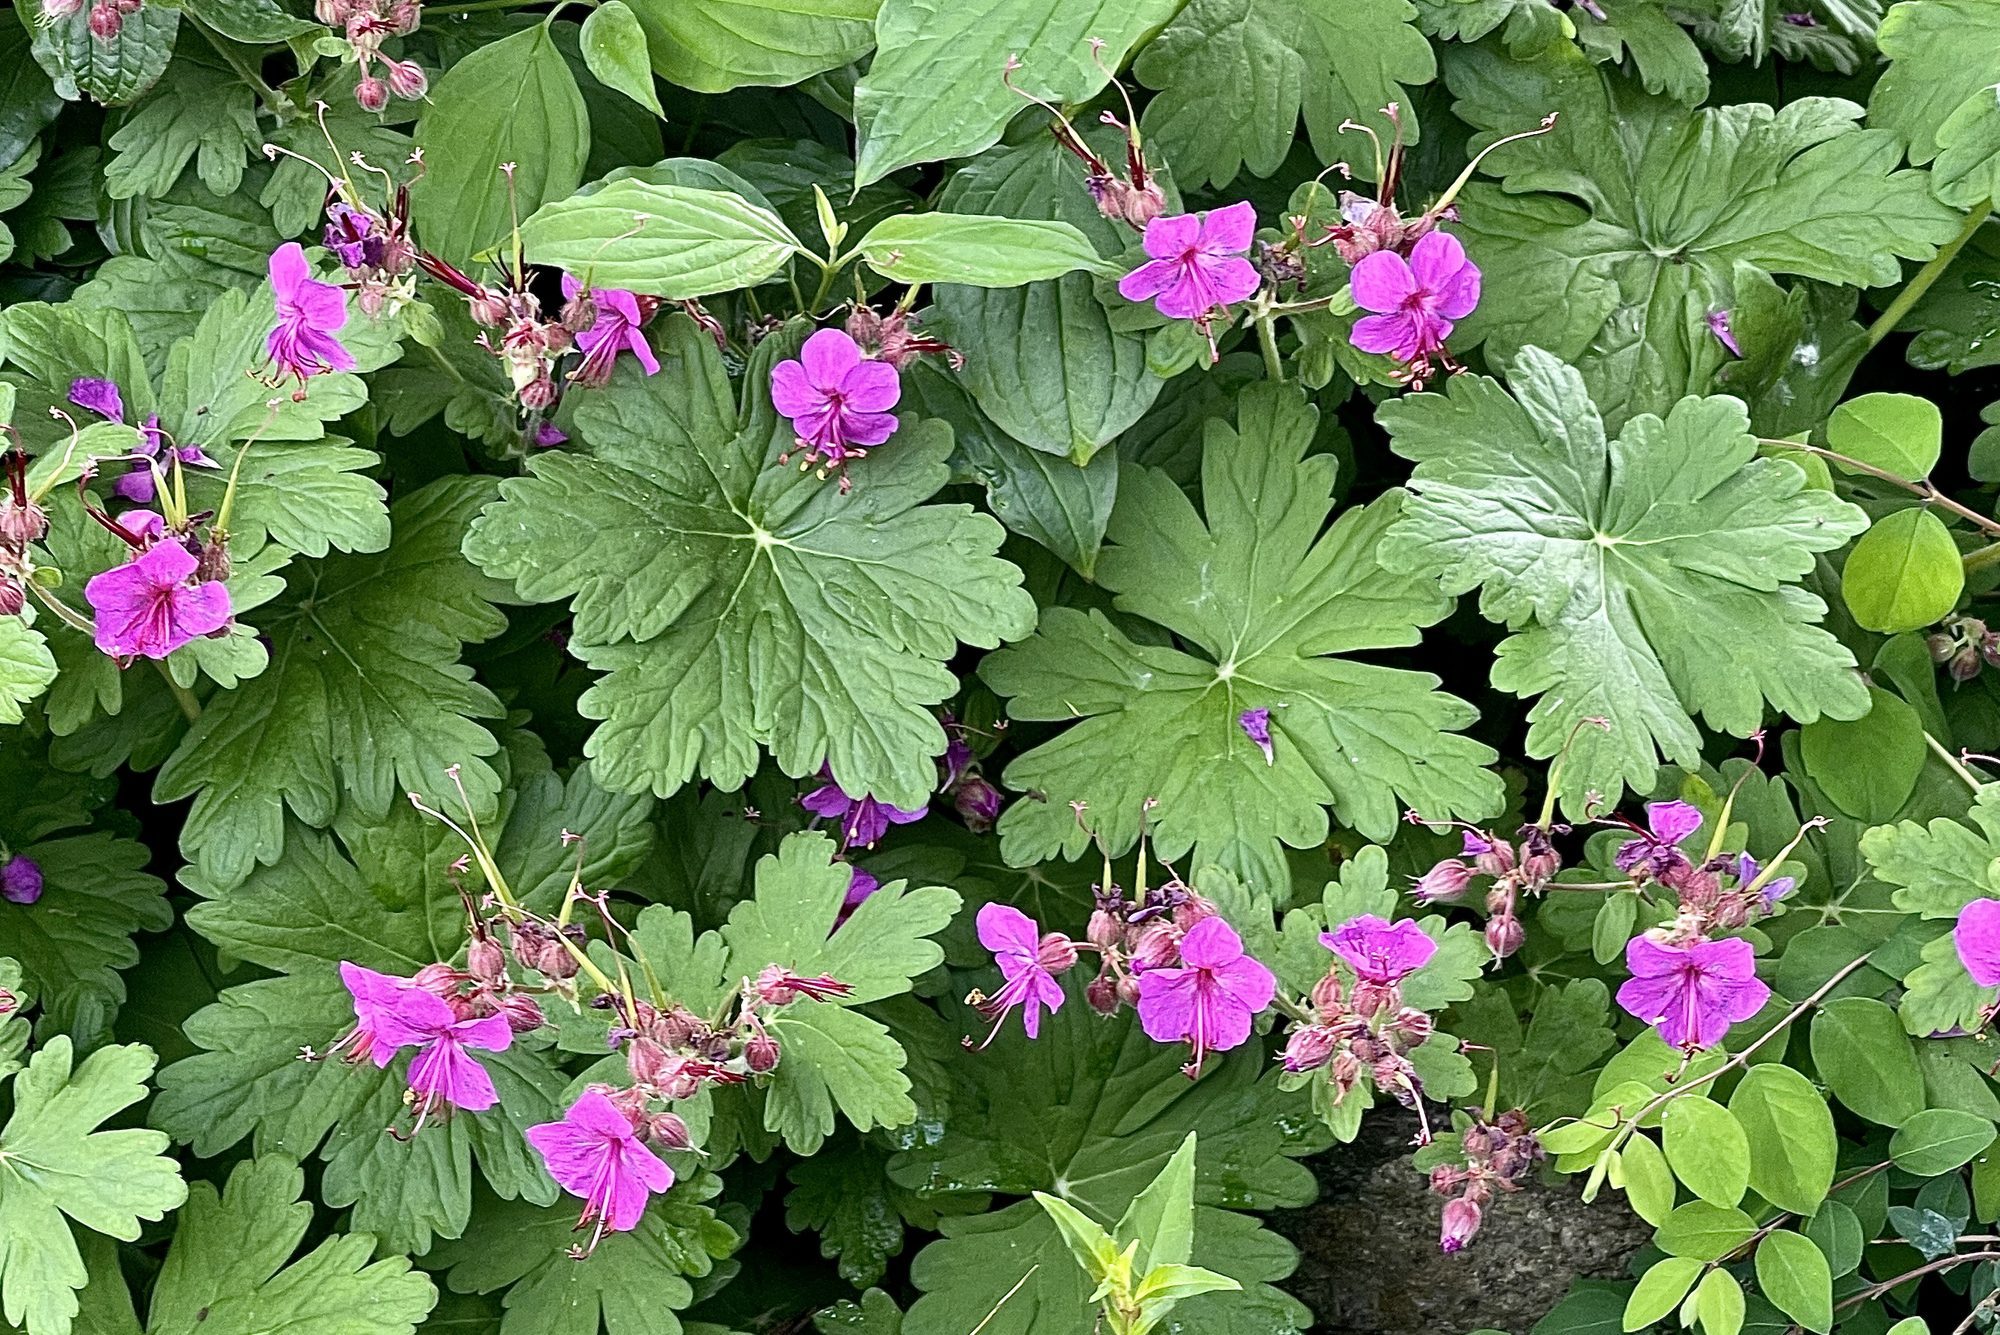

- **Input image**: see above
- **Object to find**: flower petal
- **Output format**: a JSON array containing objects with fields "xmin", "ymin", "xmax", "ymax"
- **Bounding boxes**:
[
  {"xmin": 1196, "ymin": 200, "xmax": 1257, "ymax": 255},
  {"xmin": 1349, "ymin": 250, "xmax": 1417, "ymax": 313},
  {"xmin": 798, "ymin": 327, "xmax": 862, "ymax": 386},
  {"xmin": 1140, "ymin": 212, "xmax": 1201, "ymax": 262}
]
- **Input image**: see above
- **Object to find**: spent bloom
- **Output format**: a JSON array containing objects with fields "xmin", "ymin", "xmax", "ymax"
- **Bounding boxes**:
[
  {"xmin": 1136, "ymin": 916, "xmax": 1276, "ymax": 1078},
  {"xmin": 1614, "ymin": 800, "xmax": 1702, "ymax": 882},
  {"xmin": 560, "ymin": 275, "xmax": 661, "ymax": 388},
  {"xmin": 1239, "ymin": 707, "xmax": 1275, "ymax": 765},
  {"xmin": 0, "ymin": 855, "xmax": 42, "ymax": 906},
  {"xmin": 265, "ymin": 242, "xmax": 356, "ymax": 390},
  {"xmin": 770, "ymin": 328, "xmax": 902, "ymax": 483},
  {"xmin": 1349, "ymin": 230, "xmax": 1480, "ymax": 371},
  {"xmin": 1322, "ymin": 915, "xmax": 1437, "ymax": 985},
  {"xmin": 68, "ymin": 377, "xmax": 215, "ymax": 503},
  {"xmin": 374, "ymin": 986, "xmax": 513, "ymax": 1115},
  {"xmin": 1706, "ymin": 308, "xmax": 1742, "ymax": 358},
  {"xmin": 1118, "ymin": 202, "xmax": 1261, "ymax": 326},
  {"xmin": 526, "ymin": 1089, "xmax": 675, "ymax": 1246},
  {"xmin": 799, "ymin": 768, "xmax": 926, "ymax": 849},
  {"xmin": 1955, "ymin": 898, "xmax": 2000, "ymax": 988},
  {"xmin": 1734, "ymin": 852, "xmax": 1795, "ymax": 908},
  {"xmin": 83, "ymin": 537, "xmax": 232, "ymax": 663},
  {"xmin": 1616, "ymin": 935, "xmax": 1770, "ymax": 1050},
  {"xmin": 973, "ymin": 903, "xmax": 1069, "ymax": 1041}
]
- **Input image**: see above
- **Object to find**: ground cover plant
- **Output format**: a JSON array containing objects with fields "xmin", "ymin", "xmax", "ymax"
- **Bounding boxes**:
[{"xmin": 0, "ymin": 0, "xmax": 1999, "ymax": 1332}]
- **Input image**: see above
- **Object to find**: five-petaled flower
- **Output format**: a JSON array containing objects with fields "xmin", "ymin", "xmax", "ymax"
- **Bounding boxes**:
[
  {"xmin": 1322, "ymin": 914, "xmax": 1438, "ymax": 985},
  {"xmin": 973, "ymin": 903, "xmax": 1069, "ymax": 1041},
  {"xmin": 83, "ymin": 536, "xmax": 232, "ymax": 663},
  {"xmin": 373, "ymin": 986, "xmax": 513, "ymax": 1118},
  {"xmin": 1118, "ymin": 202, "xmax": 1261, "ymax": 326},
  {"xmin": 266, "ymin": 242, "xmax": 356, "ymax": 390},
  {"xmin": 1614, "ymin": 801, "xmax": 1702, "ymax": 882},
  {"xmin": 770, "ymin": 328, "xmax": 902, "ymax": 481},
  {"xmin": 1136, "ymin": 916, "xmax": 1276, "ymax": 1078},
  {"xmin": 526, "ymin": 1089, "xmax": 675, "ymax": 1249},
  {"xmin": 561, "ymin": 275, "xmax": 661, "ymax": 388},
  {"xmin": 1616, "ymin": 935, "xmax": 1769, "ymax": 1050},
  {"xmin": 1349, "ymin": 230, "xmax": 1481, "ymax": 369},
  {"xmin": 799, "ymin": 767, "xmax": 926, "ymax": 849}
]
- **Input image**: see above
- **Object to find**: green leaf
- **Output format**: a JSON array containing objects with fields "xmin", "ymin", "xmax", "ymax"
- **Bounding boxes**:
[
  {"xmin": 985, "ymin": 383, "xmax": 1501, "ymax": 889},
  {"xmin": 177, "ymin": 0, "xmax": 317, "ymax": 41},
  {"xmin": 579, "ymin": 2, "xmax": 664, "ymax": 116},
  {"xmin": 1826, "ymin": 393, "xmax": 1944, "ymax": 479},
  {"xmin": 100, "ymin": 51, "xmax": 259, "ymax": 201},
  {"xmin": 1623, "ymin": 1256, "xmax": 1703, "ymax": 1331},
  {"xmin": 464, "ymin": 317, "xmax": 1033, "ymax": 811},
  {"xmin": 518, "ymin": 179, "xmax": 803, "ymax": 298},
  {"xmin": 1132, "ymin": 0, "xmax": 1435, "ymax": 189},
  {"xmin": 1860, "ymin": 786, "xmax": 2000, "ymax": 920},
  {"xmin": 1378, "ymin": 347, "xmax": 1869, "ymax": 810},
  {"xmin": 0, "ymin": 27, "xmax": 60, "ymax": 169},
  {"xmin": 854, "ymin": 214, "xmax": 1117, "ymax": 286},
  {"xmin": 1449, "ymin": 978, "xmax": 1616, "ymax": 1123},
  {"xmin": 1754, "ymin": 1231, "xmax": 1832, "ymax": 1334},
  {"xmin": 1655, "ymin": 1201, "xmax": 1757, "ymax": 1262},
  {"xmin": 1809, "ymin": 996, "xmax": 1925, "ymax": 1127},
  {"xmin": 143, "ymin": 1156, "xmax": 435, "ymax": 1335},
  {"xmin": 1619, "ymin": 1133, "xmax": 1676, "ymax": 1226},
  {"xmin": 892, "ymin": 1001, "xmax": 1320, "ymax": 1335},
  {"xmin": 0, "ymin": 831, "xmax": 169, "ymax": 1047},
  {"xmin": 1728, "ymin": 1066, "xmax": 1838, "ymax": 1215},
  {"xmin": 413, "ymin": 25, "xmax": 590, "ymax": 266},
  {"xmin": 1034, "ymin": 1192, "xmax": 1121, "ymax": 1284},
  {"xmin": 0, "ymin": 1037, "xmax": 186, "ymax": 1335},
  {"xmin": 1116, "ymin": 1132, "xmax": 1198, "ymax": 1272},
  {"xmin": 1442, "ymin": 42, "xmax": 1962, "ymax": 429},
  {"xmin": 1890, "ymin": 1108, "xmax": 1998, "ymax": 1176},
  {"xmin": 1803, "ymin": 1201, "xmax": 1863, "ymax": 1277},
  {"xmin": 787, "ymin": 1136, "xmax": 980, "ymax": 1288},
  {"xmin": 0, "ymin": 619, "xmax": 56, "ymax": 727},
  {"xmin": 1842, "ymin": 508, "xmax": 1965, "ymax": 634},
  {"xmin": 852, "ymin": 0, "xmax": 1183, "ymax": 186},
  {"xmin": 1693, "ymin": 1269, "xmax": 1745, "ymax": 1335},
  {"xmin": 26, "ymin": 3, "xmax": 178, "ymax": 105},
  {"xmin": 1661, "ymin": 1098, "xmax": 1749, "ymax": 1207},
  {"xmin": 621, "ymin": 0, "xmax": 876, "ymax": 93},
  {"xmin": 1797, "ymin": 688, "xmax": 1925, "ymax": 825},
  {"xmin": 1867, "ymin": 0, "xmax": 2000, "ymax": 184}
]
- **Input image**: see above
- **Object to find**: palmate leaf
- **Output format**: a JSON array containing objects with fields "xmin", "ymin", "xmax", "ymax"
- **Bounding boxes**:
[
  {"xmin": 0, "ymin": 1038, "xmax": 185, "ymax": 1335},
  {"xmin": 155, "ymin": 478, "xmax": 512, "ymax": 890},
  {"xmin": 0, "ymin": 831, "xmax": 168, "ymax": 1048},
  {"xmin": 464, "ymin": 316, "xmax": 1035, "ymax": 812},
  {"xmin": 889, "ymin": 997, "xmax": 1322, "ymax": 1335},
  {"xmin": 1868, "ymin": 0, "xmax": 2000, "ymax": 207},
  {"xmin": 1376, "ymin": 347, "xmax": 1870, "ymax": 810},
  {"xmin": 982, "ymin": 383, "xmax": 1502, "ymax": 893},
  {"xmin": 1132, "ymin": 0, "xmax": 1436, "ymax": 190},
  {"xmin": 141, "ymin": 1156, "xmax": 435, "ymax": 1335},
  {"xmin": 0, "ymin": 620, "xmax": 55, "ymax": 727},
  {"xmin": 1442, "ymin": 40, "xmax": 1961, "ymax": 430}
]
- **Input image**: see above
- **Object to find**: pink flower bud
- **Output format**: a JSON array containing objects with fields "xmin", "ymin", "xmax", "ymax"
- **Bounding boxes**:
[
  {"xmin": 1281, "ymin": 1025, "xmax": 1335, "ymax": 1073},
  {"xmin": 0, "ymin": 574, "xmax": 23, "ymax": 619},
  {"xmin": 1439, "ymin": 1197, "xmax": 1482, "ymax": 1253},
  {"xmin": 1309, "ymin": 971, "xmax": 1344, "ymax": 1017},
  {"xmin": 1472, "ymin": 840, "xmax": 1515, "ymax": 879},
  {"xmin": 1484, "ymin": 914, "xmax": 1525, "ymax": 958},
  {"xmin": 647, "ymin": 1111, "xmax": 694, "ymax": 1150},
  {"xmin": 1131, "ymin": 922, "xmax": 1179, "ymax": 970},
  {"xmin": 0, "ymin": 497, "xmax": 45, "ymax": 551},
  {"xmin": 656, "ymin": 1055, "xmax": 703, "ymax": 1101},
  {"xmin": 467, "ymin": 936, "xmax": 505, "ymax": 984},
  {"xmin": 1350, "ymin": 979, "xmax": 1399, "ymax": 1020},
  {"xmin": 1411, "ymin": 858, "xmax": 1472, "ymax": 904},
  {"xmin": 384, "ymin": 59, "xmax": 427, "ymax": 100},
  {"xmin": 1036, "ymin": 932, "xmax": 1078, "ymax": 974},
  {"xmin": 744, "ymin": 1033, "xmax": 780, "ymax": 1073},
  {"xmin": 355, "ymin": 76, "xmax": 390, "ymax": 113},
  {"xmin": 952, "ymin": 774, "xmax": 1002, "ymax": 833},
  {"xmin": 626, "ymin": 1037, "xmax": 670, "ymax": 1086},
  {"xmin": 412, "ymin": 962, "xmax": 460, "ymax": 996},
  {"xmin": 41, "ymin": 0, "xmax": 86, "ymax": 18},
  {"xmin": 1086, "ymin": 909, "xmax": 1122, "ymax": 950},
  {"xmin": 518, "ymin": 372, "xmax": 558, "ymax": 411},
  {"xmin": 1120, "ymin": 179, "xmax": 1167, "ymax": 228},
  {"xmin": 1329, "ymin": 1050, "xmax": 1362, "ymax": 1096},
  {"xmin": 469, "ymin": 291, "xmax": 510, "ymax": 326},
  {"xmin": 497, "ymin": 993, "xmax": 545, "ymax": 1033},
  {"xmin": 87, "ymin": 0, "xmax": 122, "ymax": 36},
  {"xmin": 1171, "ymin": 894, "xmax": 1215, "ymax": 931},
  {"xmin": 1388, "ymin": 1007, "xmax": 1434, "ymax": 1049},
  {"xmin": 1115, "ymin": 973, "xmax": 1141, "ymax": 1007},
  {"xmin": 1085, "ymin": 971, "xmax": 1121, "ymax": 1015}
]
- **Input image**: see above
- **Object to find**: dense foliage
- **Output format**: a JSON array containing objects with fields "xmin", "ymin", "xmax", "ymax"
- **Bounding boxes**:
[{"xmin": 0, "ymin": 0, "xmax": 1998, "ymax": 1333}]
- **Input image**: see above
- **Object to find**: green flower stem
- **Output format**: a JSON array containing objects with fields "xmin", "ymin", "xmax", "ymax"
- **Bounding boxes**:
[
  {"xmin": 1867, "ymin": 199, "xmax": 1994, "ymax": 350},
  {"xmin": 1759, "ymin": 437, "xmax": 2000, "ymax": 539},
  {"xmin": 1926, "ymin": 731, "xmax": 1989, "ymax": 792},
  {"xmin": 1254, "ymin": 302, "xmax": 1284, "ymax": 383},
  {"xmin": 155, "ymin": 666, "xmax": 204, "ymax": 724}
]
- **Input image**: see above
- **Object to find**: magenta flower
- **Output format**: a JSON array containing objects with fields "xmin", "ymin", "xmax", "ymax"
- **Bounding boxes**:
[
  {"xmin": 1239, "ymin": 707, "xmax": 1274, "ymax": 765},
  {"xmin": 532, "ymin": 422, "xmax": 567, "ymax": 448},
  {"xmin": 770, "ymin": 329, "xmax": 901, "ymax": 468},
  {"xmin": 332, "ymin": 961, "xmax": 414, "ymax": 1066},
  {"xmin": 1615, "ymin": 801, "xmax": 1702, "ymax": 880},
  {"xmin": 266, "ymin": 242, "xmax": 355, "ymax": 387},
  {"xmin": 1616, "ymin": 936, "xmax": 1770, "ymax": 1050},
  {"xmin": 1117, "ymin": 202, "xmax": 1261, "ymax": 323},
  {"xmin": 1954, "ymin": 898, "xmax": 2000, "ymax": 987},
  {"xmin": 67, "ymin": 377, "xmax": 123, "ymax": 422},
  {"xmin": 1734, "ymin": 852, "xmax": 1795, "ymax": 908},
  {"xmin": 561, "ymin": 275, "xmax": 660, "ymax": 388},
  {"xmin": 974, "ymin": 903, "xmax": 1066, "ymax": 1041},
  {"xmin": 1, "ymin": 855, "xmax": 42, "ymax": 906},
  {"xmin": 1136, "ymin": 916, "xmax": 1276, "ymax": 1077},
  {"xmin": 1349, "ymin": 230, "xmax": 1481, "ymax": 364},
  {"xmin": 1322, "ymin": 914, "xmax": 1438, "ymax": 984},
  {"xmin": 1706, "ymin": 309, "xmax": 1742, "ymax": 358},
  {"xmin": 83, "ymin": 538, "xmax": 231, "ymax": 663},
  {"xmin": 68, "ymin": 378, "xmax": 215, "ymax": 503},
  {"xmin": 373, "ymin": 987, "xmax": 512, "ymax": 1113},
  {"xmin": 526, "ymin": 1089, "xmax": 675, "ymax": 1243},
  {"xmin": 799, "ymin": 768, "xmax": 926, "ymax": 849}
]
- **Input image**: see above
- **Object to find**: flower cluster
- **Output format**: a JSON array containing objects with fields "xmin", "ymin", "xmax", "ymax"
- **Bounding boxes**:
[
  {"xmin": 41, "ymin": 0, "xmax": 146, "ymax": 42},
  {"xmin": 0, "ymin": 449, "xmax": 48, "ymax": 621},
  {"xmin": 1929, "ymin": 614, "xmax": 2000, "ymax": 683},
  {"xmin": 1408, "ymin": 818, "xmax": 1568, "ymax": 959},
  {"xmin": 1278, "ymin": 915, "xmax": 1444, "ymax": 1131},
  {"xmin": 316, "ymin": 0, "xmax": 427, "ymax": 112},
  {"xmin": 1428, "ymin": 1109, "xmax": 1545, "ymax": 1252}
]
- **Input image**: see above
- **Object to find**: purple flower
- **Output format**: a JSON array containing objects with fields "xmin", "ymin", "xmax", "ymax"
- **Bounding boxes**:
[
  {"xmin": 83, "ymin": 539, "xmax": 232, "ymax": 663},
  {"xmin": 1136, "ymin": 916, "xmax": 1276, "ymax": 1077},
  {"xmin": 1350, "ymin": 230, "xmax": 1481, "ymax": 365},
  {"xmin": 1734, "ymin": 852, "xmax": 1794, "ymax": 908},
  {"xmin": 1615, "ymin": 801, "xmax": 1702, "ymax": 881},
  {"xmin": 333, "ymin": 961, "xmax": 415, "ymax": 1066},
  {"xmin": 770, "ymin": 329, "xmax": 901, "ymax": 468},
  {"xmin": 373, "ymin": 986, "xmax": 512, "ymax": 1113},
  {"xmin": 843, "ymin": 864, "xmax": 881, "ymax": 912},
  {"xmin": 799, "ymin": 768, "xmax": 926, "ymax": 849},
  {"xmin": 0, "ymin": 855, "xmax": 42, "ymax": 906},
  {"xmin": 266, "ymin": 242, "xmax": 355, "ymax": 386},
  {"xmin": 1239, "ymin": 707, "xmax": 1274, "ymax": 765},
  {"xmin": 1117, "ymin": 202, "xmax": 1261, "ymax": 322},
  {"xmin": 68, "ymin": 378, "xmax": 215, "ymax": 503},
  {"xmin": 975, "ymin": 903, "xmax": 1066, "ymax": 1040},
  {"xmin": 68, "ymin": 378, "xmax": 124, "ymax": 423},
  {"xmin": 561, "ymin": 275, "xmax": 661, "ymax": 388},
  {"xmin": 526, "ymin": 1089, "xmax": 674, "ymax": 1240},
  {"xmin": 1706, "ymin": 309, "xmax": 1742, "ymax": 358},
  {"xmin": 532, "ymin": 422, "xmax": 567, "ymax": 448},
  {"xmin": 325, "ymin": 202, "xmax": 385, "ymax": 271},
  {"xmin": 1955, "ymin": 898, "xmax": 2000, "ymax": 987},
  {"xmin": 1616, "ymin": 936, "xmax": 1770, "ymax": 1050},
  {"xmin": 1322, "ymin": 914, "xmax": 1437, "ymax": 984}
]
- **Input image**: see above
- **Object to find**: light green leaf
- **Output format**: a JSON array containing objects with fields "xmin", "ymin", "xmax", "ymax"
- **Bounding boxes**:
[
  {"xmin": 1809, "ymin": 996, "xmax": 1925, "ymax": 1127},
  {"xmin": 1661, "ymin": 1098, "xmax": 1749, "ymax": 1207},
  {"xmin": 1797, "ymin": 687, "xmax": 1925, "ymax": 825},
  {"xmin": 1890, "ymin": 1108, "xmax": 1998, "ymax": 1176},
  {"xmin": 1842, "ymin": 508, "xmax": 1964, "ymax": 634},
  {"xmin": 1754, "ymin": 1231, "xmax": 1832, "ymax": 1334},
  {"xmin": 985, "ymin": 383, "xmax": 1501, "ymax": 891},
  {"xmin": 1860, "ymin": 786, "xmax": 2000, "ymax": 920},
  {"xmin": 852, "ymin": 0, "xmax": 1184, "ymax": 186},
  {"xmin": 1826, "ymin": 393, "xmax": 1943, "ymax": 479},
  {"xmin": 621, "ymin": 0, "xmax": 877, "ymax": 93},
  {"xmin": 0, "ymin": 1038, "xmax": 186, "ymax": 1335},
  {"xmin": 1115, "ymin": 1132, "xmax": 1198, "ymax": 1272},
  {"xmin": 1034, "ymin": 1192, "xmax": 1120, "ymax": 1283},
  {"xmin": 464, "ymin": 317, "xmax": 1033, "ymax": 811},
  {"xmin": 579, "ymin": 2, "xmax": 664, "ymax": 116},
  {"xmin": 1623, "ymin": 1256, "xmax": 1703, "ymax": 1331},
  {"xmin": 412, "ymin": 25, "xmax": 590, "ymax": 266},
  {"xmin": 519, "ymin": 179, "xmax": 803, "ymax": 297},
  {"xmin": 1378, "ymin": 347, "xmax": 1869, "ymax": 810},
  {"xmin": 0, "ymin": 619, "xmax": 55, "ymax": 727},
  {"xmin": 1867, "ymin": 0, "xmax": 2000, "ymax": 185},
  {"xmin": 1132, "ymin": 0, "xmax": 1435, "ymax": 189},
  {"xmin": 854, "ymin": 214, "xmax": 1116, "ymax": 286},
  {"xmin": 1693, "ymin": 1268, "xmax": 1745, "ymax": 1335},
  {"xmin": 1655, "ymin": 1201, "xmax": 1757, "ymax": 1261},
  {"xmin": 1619, "ymin": 1133, "xmax": 1675, "ymax": 1226},
  {"xmin": 1728, "ymin": 1066, "xmax": 1837, "ymax": 1215}
]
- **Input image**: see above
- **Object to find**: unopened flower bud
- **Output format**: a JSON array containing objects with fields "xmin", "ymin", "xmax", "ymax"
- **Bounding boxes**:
[
  {"xmin": 467, "ymin": 936, "xmax": 505, "ymax": 984},
  {"xmin": 1085, "ymin": 971, "xmax": 1121, "ymax": 1014},
  {"xmin": 518, "ymin": 372, "xmax": 558, "ymax": 411},
  {"xmin": 384, "ymin": 59, "xmax": 427, "ymax": 100},
  {"xmin": 468, "ymin": 290, "xmax": 509, "ymax": 326},
  {"xmin": 1120, "ymin": 178, "xmax": 1166, "ymax": 228},
  {"xmin": 1086, "ymin": 909, "xmax": 1122, "ymax": 950},
  {"xmin": 744, "ymin": 1033, "xmax": 780, "ymax": 1073},
  {"xmin": 1131, "ymin": 922, "xmax": 1179, "ymax": 970},
  {"xmin": 42, "ymin": 0, "xmax": 86, "ymax": 17},
  {"xmin": 1, "ymin": 855, "xmax": 42, "ymax": 906},
  {"xmin": 1171, "ymin": 893, "xmax": 1215, "ymax": 931},
  {"xmin": 1309, "ymin": 970, "xmax": 1344, "ymax": 1017},
  {"xmin": 654, "ymin": 1007, "xmax": 696, "ymax": 1048},
  {"xmin": 656, "ymin": 1055, "xmax": 703, "ymax": 1101},
  {"xmin": 1412, "ymin": 858, "xmax": 1472, "ymax": 904},
  {"xmin": 1115, "ymin": 973, "xmax": 1142, "ymax": 1007},
  {"xmin": 1036, "ymin": 932, "xmax": 1078, "ymax": 974},
  {"xmin": 626, "ymin": 1037, "xmax": 670, "ymax": 1086},
  {"xmin": 1953, "ymin": 645, "xmax": 1983, "ymax": 683},
  {"xmin": 1351, "ymin": 979, "xmax": 1399, "ymax": 1021},
  {"xmin": 952, "ymin": 773, "xmax": 1002, "ymax": 833},
  {"xmin": 87, "ymin": 0, "xmax": 122, "ymax": 37},
  {"xmin": 194, "ymin": 536, "xmax": 231, "ymax": 585},
  {"xmin": 1439, "ymin": 1197, "xmax": 1482, "ymax": 1253},
  {"xmin": 1931, "ymin": 632, "xmax": 1960, "ymax": 664},
  {"xmin": 1484, "ymin": 914, "xmax": 1525, "ymax": 958},
  {"xmin": 1389, "ymin": 1007, "xmax": 1434, "ymax": 1047},
  {"xmin": 647, "ymin": 1111, "xmax": 694, "ymax": 1150},
  {"xmin": 1329, "ymin": 1050, "xmax": 1362, "ymax": 1096},
  {"xmin": 412, "ymin": 962, "xmax": 459, "ymax": 996},
  {"xmin": 1281, "ymin": 1025, "xmax": 1336, "ymax": 1073},
  {"xmin": 0, "ymin": 498, "xmax": 47, "ymax": 549},
  {"xmin": 1470, "ymin": 837, "xmax": 1515, "ymax": 879},
  {"xmin": 560, "ymin": 287, "xmax": 597, "ymax": 333},
  {"xmin": 1982, "ymin": 634, "xmax": 2000, "ymax": 671},
  {"xmin": 496, "ymin": 993, "xmax": 544, "ymax": 1033},
  {"xmin": 0, "ymin": 574, "xmax": 23, "ymax": 619},
  {"xmin": 355, "ymin": 76, "xmax": 390, "ymax": 113},
  {"xmin": 1429, "ymin": 1163, "xmax": 1464, "ymax": 1194}
]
